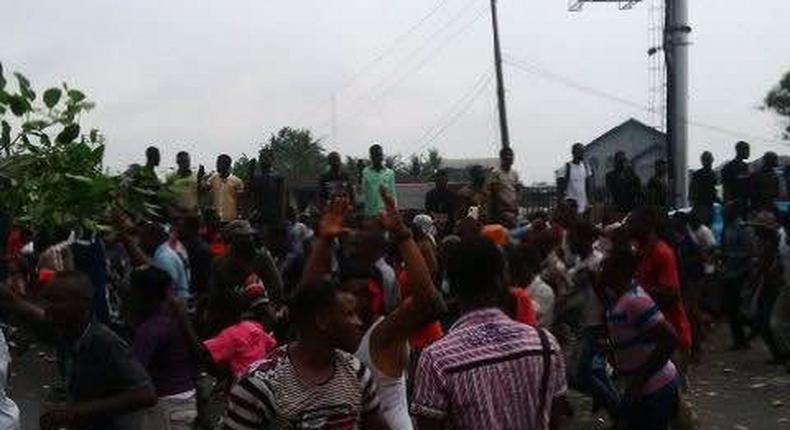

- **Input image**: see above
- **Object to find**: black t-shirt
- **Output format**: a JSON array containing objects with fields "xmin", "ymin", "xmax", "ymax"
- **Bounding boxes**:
[
  {"xmin": 750, "ymin": 169, "xmax": 780, "ymax": 211},
  {"xmin": 645, "ymin": 177, "xmax": 669, "ymax": 209},
  {"xmin": 69, "ymin": 323, "xmax": 151, "ymax": 430},
  {"xmin": 689, "ymin": 168, "xmax": 718, "ymax": 207},
  {"xmin": 249, "ymin": 172, "xmax": 287, "ymax": 226},
  {"xmin": 605, "ymin": 168, "xmax": 642, "ymax": 213},
  {"xmin": 213, "ymin": 249, "xmax": 284, "ymax": 304},
  {"xmin": 721, "ymin": 159, "xmax": 750, "ymax": 202},
  {"xmin": 425, "ymin": 188, "xmax": 458, "ymax": 218},
  {"xmin": 183, "ymin": 237, "xmax": 213, "ymax": 295}
]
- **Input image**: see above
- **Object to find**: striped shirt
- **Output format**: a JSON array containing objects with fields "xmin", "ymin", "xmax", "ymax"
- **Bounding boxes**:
[
  {"xmin": 410, "ymin": 308, "xmax": 567, "ymax": 430},
  {"xmin": 223, "ymin": 346, "xmax": 379, "ymax": 430},
  {"xmin": 606, "ymin": 284, "xmax": 677, "ymax": 396}
]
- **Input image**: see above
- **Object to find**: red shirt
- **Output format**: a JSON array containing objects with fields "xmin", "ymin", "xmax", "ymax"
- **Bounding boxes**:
[
  {"xmin": 510, "ymin": 287, "xmax": 537, "ymax": 326},
  {"xmin": 635, "ymin": 239, "xmax": 692, "ymax": 349},
  {"xmin": 397, "ymin": 270, "xmax": 444, "ymax": 349}
]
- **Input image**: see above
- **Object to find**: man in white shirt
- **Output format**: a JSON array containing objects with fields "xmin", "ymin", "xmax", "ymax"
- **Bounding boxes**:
[{"xmin": 562, "ymin": 143, "xmax": 593, "ymax": 215}]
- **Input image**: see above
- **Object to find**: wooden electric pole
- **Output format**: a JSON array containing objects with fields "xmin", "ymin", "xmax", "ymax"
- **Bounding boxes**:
[{"xmin": 490, "ymin": 0, "xmax": 511, "ymax": 150}]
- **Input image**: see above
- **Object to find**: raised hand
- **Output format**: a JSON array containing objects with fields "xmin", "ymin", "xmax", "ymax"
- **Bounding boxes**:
[
  {"xmin": 318, "ymin": 195, "xmax": 350, "ymax": 239},
  {"xmin": 378, "ymin": 186, "xmax": 407, "ymax": 235}
]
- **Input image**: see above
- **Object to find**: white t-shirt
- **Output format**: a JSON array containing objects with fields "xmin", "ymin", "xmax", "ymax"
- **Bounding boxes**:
[
  {"xmin": 564, "ymin": 162, "xmax": 592, "ymax": 213},
  {"xmin": 355, "ymin": 318, "xmax": 412, "ymax": 430},
  {"xmin": 527, "ymin": 276, "xmax": 555, "ymax": 328}
]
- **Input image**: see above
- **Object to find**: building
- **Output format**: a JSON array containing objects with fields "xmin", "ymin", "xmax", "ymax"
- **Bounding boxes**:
[{"xmin": 556, "ymin": 118, "xmax": 667, "ymax": 196}]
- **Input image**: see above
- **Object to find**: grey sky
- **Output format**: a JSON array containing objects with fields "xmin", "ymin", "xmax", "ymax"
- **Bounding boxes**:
[{"xmin": 3, "ymin": 0, "xmax": 789, "ymax": 182}]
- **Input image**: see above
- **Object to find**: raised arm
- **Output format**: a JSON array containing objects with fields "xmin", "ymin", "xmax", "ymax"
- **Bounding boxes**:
[
  {"xmin": 370, "ymin": 188, "xmax": 445, "ymax": 375},
  {"xmin": 300, "ymin": 197, "xmax": 350, "ymax": 287}
]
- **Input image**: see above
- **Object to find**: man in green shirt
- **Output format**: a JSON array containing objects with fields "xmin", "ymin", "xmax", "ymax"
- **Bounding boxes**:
[{"xmin": 362, "ymin": 144, "xmax": 396, "ymax": 216}]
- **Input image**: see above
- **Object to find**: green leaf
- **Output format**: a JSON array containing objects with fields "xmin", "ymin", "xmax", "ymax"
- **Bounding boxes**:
[
  {"xmin": 43, "ymin": 88, "xmax": 62, "ymax": 109},
  {"xmin": 13, "ymin": 72, "xmax": 28, "ymax": 91},
  {"xmin": 1, "ymin": 121, "xmax": 10, "ymax": 149},
  {"xmin": 0, "ymin": 105, "xmax": 5, "ymax": 115},
  {"xmin": 56, "ymin": 123, "xmax": 80, "ymax": 144},
  {"xmin": 14, "ymin": 73, "xmax": 35, "ymax": 101},
  {"xmin": 8, "ymin": 95, "xmax": 30, "ymax": 116},
  {"xmin": 0, "ymin": 62, "xmax": 5, "ymax": 90},
  {"xmin": 67, "ymin": 89, "xmax": 86, "ymax": 103},
  {"xmin": 22, "ymin": 120, "xmax": 47, "ymax": 132}
]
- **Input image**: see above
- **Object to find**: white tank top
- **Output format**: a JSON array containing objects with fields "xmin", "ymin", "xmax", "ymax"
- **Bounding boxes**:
[{"xmin": 355, "ymin": 317, "xmax": 413, "ymax": 430}]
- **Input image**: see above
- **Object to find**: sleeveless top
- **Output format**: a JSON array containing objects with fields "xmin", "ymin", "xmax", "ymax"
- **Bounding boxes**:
[{"xmin": 355, "ymin": 317, "xmax": 413, "ymax": 430}]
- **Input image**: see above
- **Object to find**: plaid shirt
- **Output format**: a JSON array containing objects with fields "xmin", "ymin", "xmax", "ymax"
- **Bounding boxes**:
[{"xmin": 411, "ymin": 308, "xmax": 567, "ymax": 430}]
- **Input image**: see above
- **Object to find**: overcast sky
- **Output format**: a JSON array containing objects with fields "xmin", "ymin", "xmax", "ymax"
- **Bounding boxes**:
[{"xmin": 3, "ymin": 0, "xmax": 789, "ymax": 182}]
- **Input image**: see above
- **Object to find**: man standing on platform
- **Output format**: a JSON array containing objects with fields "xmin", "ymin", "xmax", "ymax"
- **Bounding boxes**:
[
  {"xmin": 689, "ymin": 151, "xmax": 718, "ymax": 226},
  {"xmin": 606, "ymin": 151, "xmax": 641, "ymax": 217},
  {"xmin": 721, "ymin": 141, "xmax": 751, "ymax": 216},
  {"xmin": 248, "ymin": 148, "xmax": 288, "ymax": 231},
  {"xmin": 207, "ymin": 154, "xmax": 244, "ymax": 223},
  {"xmin": 361, "ymin": 144, "xmax": 396, "ymax": 217},
  {"xmin": 489, "ymin": 147, "xmax": 520, "ymax": 228}
]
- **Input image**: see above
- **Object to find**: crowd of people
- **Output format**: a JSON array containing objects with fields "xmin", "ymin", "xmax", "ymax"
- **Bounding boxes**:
[{"xmin": 0, "ymin": 138, "xmax": 788, "ymax": 430}]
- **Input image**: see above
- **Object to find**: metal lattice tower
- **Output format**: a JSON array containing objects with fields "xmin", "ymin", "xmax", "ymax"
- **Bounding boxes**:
[
  {"xmin": 567, "ymin": 0, "xmax": 690, "ymax": 207},
  {"xmin": 648, "ymin": 0, "xmax": 667, "ymax": 131}
]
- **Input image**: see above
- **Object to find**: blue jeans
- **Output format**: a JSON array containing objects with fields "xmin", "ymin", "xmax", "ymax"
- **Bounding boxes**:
[
  {"xmin": 623, "ymin": 378, "xmax": 679, "ymax": 430},
  {"xmin": 576, "ymin": 327, "xmax": 621, "ymax": 419}
]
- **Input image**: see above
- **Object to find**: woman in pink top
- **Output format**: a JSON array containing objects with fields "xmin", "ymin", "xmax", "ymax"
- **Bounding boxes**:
[
  {"xmin": 175, "ymin": 285, "xmax": 277, "ymax": 381},
  {"xmin": 204, "ymin": 319, "xmax": 276, "ymax": 378}
]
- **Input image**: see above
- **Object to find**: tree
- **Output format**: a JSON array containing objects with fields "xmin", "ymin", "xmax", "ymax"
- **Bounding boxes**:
[
  {"xmin": 388, "ymin": 148, "xmax": 443, "ymax": 182},
  {"xmin": 232, "ymin": 153, "xmax": 255, "ymax": 183},
  {"xmin": 0, "ymin": 62, "xmax": 166, "ymax": 236},
  {"xmin": 764, "ymin": 71, "xmax": 790, "ymax": 139},
  {"xmin": 265, "ymin": 127, "xmax": 326, "ymax": 184},
  {"xmin": 423, "ymin": 148, "xmax": 443, "ymax": 180}
]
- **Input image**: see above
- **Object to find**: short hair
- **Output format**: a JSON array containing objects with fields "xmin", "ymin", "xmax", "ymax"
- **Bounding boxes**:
[
  {"xmin": 288, "ymin": 281, "xmax": 341, "ymax": 328},
  {"xmin": 176, "ymin": 151, "xmax": 189, "ymax": 158},
  {"xmin": 500, "ymin": 147, "xmax": 514, "ymax": 157},
  {"xmin": 506, "ymin": 244, "xmax": 542, "ymax": 282},
  {"xmin": 435, "ymin": 169, "xmax": 448, "ymax": 178},
  {"xmin": 603, "ymin": 231, "xmax": 638, "ymax": 277},
  {"xmin": 369, "ymin": 144, "xmax": 382, "ymax": 153},
  {"xmin": 447, "ymin": 236, "xmax": 505, "ymax": 301},
  {"xmin": 736, "ymin": 140, "xmax": 749, "ymax": 150},
  {"xmin": 146, "ymin": 146, "xmax": 159, "ymax": 155},
  {"xmin": 131, "ymin": 266, "xmax": 171, "ymax": 303},
  {"xmin": 47, "ymin": 271, "xmax": 93, "ymax": 301},
  {"xmin": 140, "ymin": 222, "xmax": 168, "ymax": 242},
  {"xmin": 528, "ymin": 210, "xmax": 548, "ymax": 222},
  {"xmin": 217, "ymin": 154, "xmax": 232, "ymax": 164}
]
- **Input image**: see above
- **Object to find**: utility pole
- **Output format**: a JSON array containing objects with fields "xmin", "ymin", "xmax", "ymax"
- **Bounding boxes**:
[
  {"xmin": 665, "ymin": 0, "xmax": 690, "ymax": 207},
  {"xmin": 490, "ymin": 0, "xmax": 511, "ymax": 150}
]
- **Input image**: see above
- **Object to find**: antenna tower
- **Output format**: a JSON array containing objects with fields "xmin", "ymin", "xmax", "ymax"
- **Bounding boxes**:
[{"xmin": 648, "ymin": 0, "xmax": 667, "ymax": 131}]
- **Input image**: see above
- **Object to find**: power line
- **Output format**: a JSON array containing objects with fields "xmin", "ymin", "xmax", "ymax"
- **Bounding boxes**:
[
  {"xmin": 339, "ymin": 2, "xmax": 487, "ymax": 125},
  {"xmin": 338, "ymin": 0, "xmax": 455, "ymax": 93},
  {"xmin": 409, "ymin": 73, "xmax": 494, "ymax": 155},
  {"xmin": 503, "ymin": 54, "xmax": 785, "ymax": 147},
  {"xmin": 289, "ymin": 0, "xmax": 459, "ymax": 127},
  {"xmin": 405, "ymin": 69, "xmax": 493, "ymax": 155}
]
